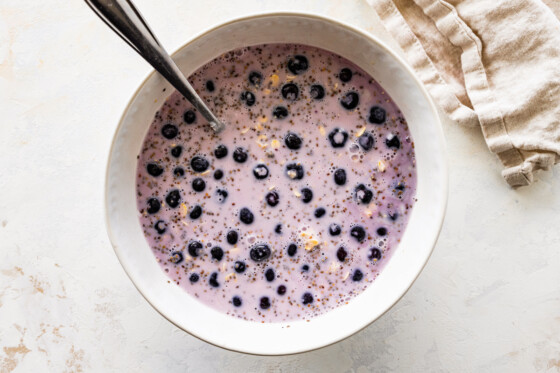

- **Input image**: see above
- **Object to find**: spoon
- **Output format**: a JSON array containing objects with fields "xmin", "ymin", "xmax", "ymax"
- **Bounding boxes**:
[{"xmin": 85, "ymin": 0, "xmax": 225, "ymax": 133}]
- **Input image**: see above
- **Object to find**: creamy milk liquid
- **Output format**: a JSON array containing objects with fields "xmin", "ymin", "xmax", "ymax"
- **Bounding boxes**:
[{"xmin": 136, "ymin": 44, "xmax": 417, "ymax": 322}]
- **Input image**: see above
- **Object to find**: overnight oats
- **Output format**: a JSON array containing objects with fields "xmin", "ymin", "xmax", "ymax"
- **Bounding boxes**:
[{"xmin": 136, "ymin": 44, "xmax": 416, "ymax": 322}]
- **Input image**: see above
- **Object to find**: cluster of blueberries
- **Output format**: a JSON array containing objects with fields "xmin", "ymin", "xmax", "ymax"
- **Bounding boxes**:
[
  {"xmin": 166, "ymin": 222, "xmax": 384, "ymax": 310},
  {"xmin": 148, "ymin": 132, "xmax": 389, "ymax": 308},
  {"xmin": 144, "ymin": 54, "xmax": 404, "ymax": 310},
  {"xmin": 145, "ymin": 128, "xmax": 401, "ymax": 220},
  {"xmin": 239, "ymin": 55, "xmax": 401, "ymax": 152}
]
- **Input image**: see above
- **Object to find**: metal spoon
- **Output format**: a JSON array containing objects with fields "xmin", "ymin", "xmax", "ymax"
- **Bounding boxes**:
[{"xmin": 85, "ymin": 0, "xmax": 225, "ymax": 133}]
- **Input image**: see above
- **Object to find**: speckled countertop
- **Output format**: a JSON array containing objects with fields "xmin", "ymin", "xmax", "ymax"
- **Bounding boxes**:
[{"xmin": 1, "ymin": 1, "xmax": 559, "ymax": 372}]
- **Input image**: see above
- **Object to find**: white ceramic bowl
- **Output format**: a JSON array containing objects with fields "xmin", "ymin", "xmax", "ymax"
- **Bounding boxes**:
[{"xmin": 105, "ymin": 12, "xmax": 447, "ymax": 355}]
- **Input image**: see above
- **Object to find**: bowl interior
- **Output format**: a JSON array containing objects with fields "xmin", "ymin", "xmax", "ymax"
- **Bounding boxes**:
[{"xmin": 105, "ymin": 13, "xmax": 447, "ymax": 355}]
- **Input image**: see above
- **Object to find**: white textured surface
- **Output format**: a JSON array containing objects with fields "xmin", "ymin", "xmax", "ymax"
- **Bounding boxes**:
[{"xmin": 0, "ymin": 0, "xmax": 559, "ymax": 372}]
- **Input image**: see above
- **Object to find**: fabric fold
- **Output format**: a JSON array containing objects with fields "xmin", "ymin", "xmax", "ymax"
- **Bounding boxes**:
[{"xmin": 368, "ymin": 0, "xmax": 560, "ymax": 187}]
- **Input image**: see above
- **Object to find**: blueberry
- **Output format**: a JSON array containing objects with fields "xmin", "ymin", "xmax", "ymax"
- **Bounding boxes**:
[
  {"xmin": 358, "ymin": 132, "xmax": 375, "ymax": 151},
  {"xmin": 232, "ymin": 296, "xmax": 242, "ymax": 307},
  {"xmin": 183, "ymin": 110, "xmax": 196, "ymax": 124},
  {"xmin": 302, "ymin": 264, "xmax": 309, "ymax": 272},
  {"xmin": 277, "ymin": 285, "xmax": 287, "ymax": 295},
  {"xmin": 234, "ymin": 261, "xmax": 246, "ymax": 273},
  {"xmin": 334, "ymin": 168, "xmax": 347, "ymax": 186},
  {"xmin": 314, "ymin": 207, "xmax": 326, "ymax": 218},
  {"xmin": 260, "ymin": 296, "xmax": 271, "ymax": 310},
  {"xmin": 213, "ymin": 169, "xmax": 224, "ymax": 180},
  {"xmin": 215, "ymin": 189, "xmax": 228, "ymax": 203},
  {"xmin": 301, "ymin": 188, "xmax": 313, "ymax": 203},
  {"xmin": 250, "ymin": 243, "xmax": 271, "ymax": 262},
  {"xmin": 188, "ymin": 241, "xmax": 203, "ymax": 257},
  {"xmin": 274, "ymin": 224, "xmax": 282, "ymax": 234},
  {"xmin": 173, "ymin": 167, "xmax": 185, "ymax": 177},
  {"xmin": 214, "ymin": 144, "xmax": 228, "ymax": 159},
  {"xmin": 191, "ymin": 156, "xmax": 209, "ymax": 172},
  {"xmin": 284, "ymin": 132, "xmax": 302, "ymax": 150},
  {"xmin": 302, "ymin": 292, "xmax": 314, "ymax": 305},
  {"xmin": 310, "ymin": 84, "xmax": 325, "ymax": 100},
  {"xmin": 377, "ymin": 227, "xmax": 387, "ymax": 236},
  {"xmin": 368, "ymin": 106, "xmax": 386, "ymax": 124},
  {"xmin": 273, "ymin": 106, "xmax": 289, "ymax": 119},
  {"xmin": 352, "ymin": 269, "xmax": 364, "ymax": 282},
  {"xmin": 226, "ymin": 230, "xmax": 238, "ymax": 245},
  {"xmin": 285, "ymin": 163, "xmax": 304, "ymax": 180},
  {"xmin": 192, "ymin": 178, "xmax": 205, "ymax": 192},
  {"xmin": 189, "ymin": 205, "xmax": 202, "ymax": 219},
  {"xmin": 328, "ymin": 128, "xmax": 349, "ymax": 148},
  {"xmin": 165, "ymin": 190, "xmax": 181, "ymax": 208},
  {"xmin": 336, "ymin": 247, "xmax": 348, "ymax": 262},
  {"xmin": 209, "ymin": 247, "xmax": 223, "ymax": 261},
  {"xmin": 395, "ymin": 181, "xmax": 406, "ymax": 192},
  {"xmin": 233, "ymin": 147, "xmax": 248, "ymax": 163},
  {"xmin": 161, "ymin": 124, "xmax": 178, "ymax": 139},
  {"xmin": 209, "ymin": 272, "xmax": 220, "ymax": 287},
  {"xmin": 339, "ymin": 68, "xmax": 352, "ymax": 82},
  {"xmin": 287, "ymin": 55, "xmax": 309, "ymax": 75},
  {"xmin": 287, "ymin": 243, "xmax": 297, "ymax": 257},
  {"xmin": 281, "ymin": 83, "xmax": 299, "ymax": 100},
  {"xmin": 154, "ymin": 220, "xmax": 166, "ymax": 234},
  {"xmin": 329, "ymin": 223, "xmax": 341, "ymax": 236},
  {"xmin": 248, "ymin": 71, "xmax": 263, "ymax": 86},
  {"xmin": 146, "ymin": 163, "xmax": 164, "ymax": 177},
  {"xmin": 170, "ymin": 145, "xmax": 182, "ymax": 158},
  {"xmin": 385, "ymin": 134, "xmax": 400, "ymax": 149},
  {"xmin": 240, "ymin": 91, "xmax": 256, "ymax": 106},
  {"xmin": 189, "ymin": 273, "xmax": 199, "ymax": 283},
  {"xmin": 253, "ymin": 164, "xmax": 269, "ymax": 180},
  {"xmin": 265, "ymin": 268, "xmax": 275, "ymax": 282},
  {"xmin": 354, "ymin": 184, "xmax": 374, "ymax": 204},
  {"xmin": 350, "ymin": 226, "xmax": 366, "ymax": 242},
  {"xmin": 388, "ymin": 212, "xmax": 399, "ymax": 221},
  {"xmin": 340, "ymin": 91, "xmax": 360, "ymax": 110},
  {"xmin": 170, "ymin": 251, "xmax": 184, "ymax": 264},
  {"xmin": 239, "ymin": 207, "xmax": 254, "ymax": 224},
  {"xmin": 205, "ymin": 80, "xmax": 215, "ymax": 92},
  {"xmin": 146, "ymin": 198, "xmax": 160, "ymax": 214},
  {"xmin": 369, "ymin": 247, "xmax": 382, "ymax": 261}
]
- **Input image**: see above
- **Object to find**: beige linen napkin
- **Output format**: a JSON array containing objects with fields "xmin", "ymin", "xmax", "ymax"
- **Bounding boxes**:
[{"xmin": 368, "ymin": 0, "xmax": 560, "ymax": 187}]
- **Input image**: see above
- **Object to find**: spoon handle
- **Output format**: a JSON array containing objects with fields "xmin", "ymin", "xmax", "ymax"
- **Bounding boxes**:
[{"xmin": 84, "ymin": 0, "xmax": 225, "ymax": 133}]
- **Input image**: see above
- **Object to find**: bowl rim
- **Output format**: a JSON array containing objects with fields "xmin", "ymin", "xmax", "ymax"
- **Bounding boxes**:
[{"xmin": 104, "ymin": 10, "xmax": 448, "ymax": 356}]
